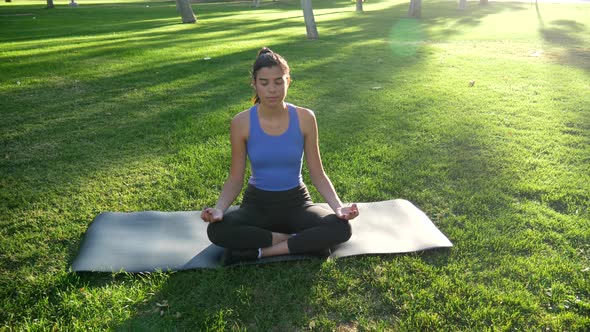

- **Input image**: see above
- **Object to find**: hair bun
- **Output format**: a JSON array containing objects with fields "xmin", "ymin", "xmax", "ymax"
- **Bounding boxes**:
[{"xmin": 257, "ymin": 47, "xmax": 273, "ymax": 57}]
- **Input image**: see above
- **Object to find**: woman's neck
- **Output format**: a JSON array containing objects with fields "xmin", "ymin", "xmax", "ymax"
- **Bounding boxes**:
[{"xmin": 257, "ymin": 102, "xmax": 287, "ymax": 118}]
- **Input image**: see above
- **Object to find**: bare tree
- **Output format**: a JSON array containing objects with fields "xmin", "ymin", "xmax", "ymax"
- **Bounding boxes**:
[
  {"xmin": 301, "ymin": 0, "xmax": 319, "ymax": 40},
  {"xmin": 408, "ymin": 0, "xmax": 421, "ymax": 18},
  {"xmin": 175, "ymin": 0, "xmax": 196, "ymax": 23},
  {"xmin": 459, "ymin": 0, "xmax": 467, "ymax": 10},
  {"xmin": 356, "ymin": 0, "xmax": 363, "ymax": 12}
]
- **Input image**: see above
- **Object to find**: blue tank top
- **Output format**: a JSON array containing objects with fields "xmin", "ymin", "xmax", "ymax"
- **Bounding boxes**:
[{"xmin": 247, "ymin": 103, "xmax": 304, "ymax": 191}]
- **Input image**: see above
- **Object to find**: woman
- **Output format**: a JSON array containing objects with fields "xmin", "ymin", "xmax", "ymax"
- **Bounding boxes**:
[{"xmin": 201, "ymin": 47, "xmax": 359, "ymax": 265}]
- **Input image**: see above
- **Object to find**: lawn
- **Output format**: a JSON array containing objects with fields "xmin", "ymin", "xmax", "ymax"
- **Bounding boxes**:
[{"xmin": 1, "ymin": 0, "xmax": 589, "ymax": 330}]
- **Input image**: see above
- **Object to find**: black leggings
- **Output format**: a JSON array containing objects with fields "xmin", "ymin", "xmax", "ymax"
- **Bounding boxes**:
[{"xmin": 207, "ymin": 184, "xmax": 352, "ymax": 254}]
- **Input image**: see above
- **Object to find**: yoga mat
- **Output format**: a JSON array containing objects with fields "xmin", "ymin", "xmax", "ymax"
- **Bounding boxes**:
[{"xmin": 71, "ymin": 199, "xmax": 452, "ymax": 272}]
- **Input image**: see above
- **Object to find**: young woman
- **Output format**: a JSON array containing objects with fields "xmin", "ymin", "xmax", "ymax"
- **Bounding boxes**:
[{"xmin": 201, "ymin": 47, "xmax": 359, "ymax": 265}]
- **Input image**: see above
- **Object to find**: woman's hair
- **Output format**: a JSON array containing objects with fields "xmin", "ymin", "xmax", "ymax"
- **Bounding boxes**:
[{"xmin": 251, "ymin": 47, "xmax": 290, "ymax": 104}]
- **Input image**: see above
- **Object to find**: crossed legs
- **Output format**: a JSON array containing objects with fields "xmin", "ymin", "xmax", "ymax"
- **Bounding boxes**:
[{"xmin": 207, "ymin": 204, "xmax": 352, "ymax": 258}]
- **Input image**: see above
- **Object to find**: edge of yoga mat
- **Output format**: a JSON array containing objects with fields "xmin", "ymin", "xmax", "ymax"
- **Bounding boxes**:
[
  {"xmin": 71, "ymin": 199, "xmax": 453, "ymax": 272},
  {"xmin": 330, "ymin": 199, "xmax": 453, "ymax": 258}
]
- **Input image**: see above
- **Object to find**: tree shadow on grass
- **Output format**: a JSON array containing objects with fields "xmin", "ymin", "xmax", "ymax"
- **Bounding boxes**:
[
  {"xmin": 0, "ymin": 2, "xmax": 182, "ymax": 43},
  {"xmin": 534, "ymin": 2, "xmax": 590, "ymax": 155},
  {"xmin": 112, "ymin": 261, "xmax": 325, "ymax": 331},
  {"xmin": 423, "ymin": 1, "xmax": 530, "ymax": 38},
  {"xmin": 535, "ymin": 1, "xmax": 590, "ymax": 72},
  {"xmin": 112, "ymin": 251, "xmax": 455, "ymax": 331},
  {"xmin": 0, "ymin": 0, "xmax": 353, "ymax": 44}
]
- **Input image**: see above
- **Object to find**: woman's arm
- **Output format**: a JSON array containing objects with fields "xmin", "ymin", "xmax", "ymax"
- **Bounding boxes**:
[
  {"xmin": 299, "ymin": 108, "xmax": 359, "ymax": 220},
  {"xmin": 201, "ymin": 111, "xmax": 249, "ymax": 222}
]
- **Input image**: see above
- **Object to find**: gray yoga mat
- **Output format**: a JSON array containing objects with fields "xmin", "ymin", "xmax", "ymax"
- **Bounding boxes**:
[{"xmin": 71, "ymin": 199, "xmax": 453, "ymax": 272}]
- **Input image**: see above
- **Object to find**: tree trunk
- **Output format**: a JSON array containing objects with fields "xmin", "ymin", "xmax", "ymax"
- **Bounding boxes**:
[
  {"xmin": 46, "ymin": 0, "xmax": 54, "ymax": 8},
  {"xmin": 356, "ymin": 0, "xmax": 363, "ymax": 12},
  {"xmin": 301, "ymin": 0, "xmax": 319, "ymax": 40},
  {"xmin": 6, "ymin": 0, "xmax": 12, "ymax": 3},
  {"xmin": 408, "ymin": 0, "xmax": 421, "ymax": 18},
  {"xmin": 253, "ymin": 0, "xmax": 260, "ymax": 7},
  {"xmin": 458, "ymin": 0, "xmax": 467, "ymax": 10},
  {"xmin": 480, "ymin": 0, "xmax": 488, "ymax": 4},
  {"xmin": 175, "ymin": 0, "xmax": 196, "ymax": 23}
]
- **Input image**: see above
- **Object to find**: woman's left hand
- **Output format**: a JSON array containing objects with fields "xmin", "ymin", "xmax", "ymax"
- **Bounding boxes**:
[{"xmin": 336, "ymin": 203, "xmax": 359, "ymax": 220}]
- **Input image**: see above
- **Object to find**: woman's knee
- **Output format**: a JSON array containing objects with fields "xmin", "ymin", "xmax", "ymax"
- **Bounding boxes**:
[
  {"xmin": 323, "ymin": 214, "xmax": 352, "ymax": 243},
  {"xmin": 207, "ymin": 222, "xmax": 225, "ymax": 246},
  {"xmin": 206, "ymin": 209, "xmax": 245, "ymax": 246},
  {"xmin": 337, "ymin": 219, "xmax": 352, "ymax": 242}
]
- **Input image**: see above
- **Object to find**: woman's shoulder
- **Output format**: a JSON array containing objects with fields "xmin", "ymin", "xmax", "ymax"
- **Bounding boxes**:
[
  {"xmin": 291, "ymin": 105, "xmax": 317, "ymax": 136},
  {"xmin": 231, "ymin": 108, "xmax": 251, "ymax": 136},
  {"xmin": 292, "ymin": 105, "xmax": 316, "ymax": 121},
  {"xmin": 233, "ymin": 108, "xmax": 251, "ymax": 122}
]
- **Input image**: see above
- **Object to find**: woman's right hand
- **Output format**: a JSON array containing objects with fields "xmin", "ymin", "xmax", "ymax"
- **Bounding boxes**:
[{"xmin": 201, "ymin": 207, "xmax": 223, "ymax": 223}]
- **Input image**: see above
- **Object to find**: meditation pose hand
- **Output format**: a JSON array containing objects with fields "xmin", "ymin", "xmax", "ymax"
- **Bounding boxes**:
[
  {"xmin": 336, "ymin": 204, "xmax": 359, "ymax": 220},
  {"xmin": 201, "ymin": 207, "xmax": 223, "ymax": 223}
]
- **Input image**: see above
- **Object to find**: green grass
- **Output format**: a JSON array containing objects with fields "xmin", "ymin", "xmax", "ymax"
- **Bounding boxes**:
[{"xmin": 1, "ymin": 0, "xmax": 589, "ymax": 330}]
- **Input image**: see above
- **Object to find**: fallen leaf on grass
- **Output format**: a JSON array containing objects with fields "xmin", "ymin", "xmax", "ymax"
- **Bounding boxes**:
[{"xmin": 156, "ymin": 300, "xmax": 169, "ymax": 308}]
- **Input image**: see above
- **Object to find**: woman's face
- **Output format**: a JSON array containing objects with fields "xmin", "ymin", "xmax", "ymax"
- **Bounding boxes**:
[{"xmin": 253, "ymin": 66, "xmax": 290, "ymax": 107}]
